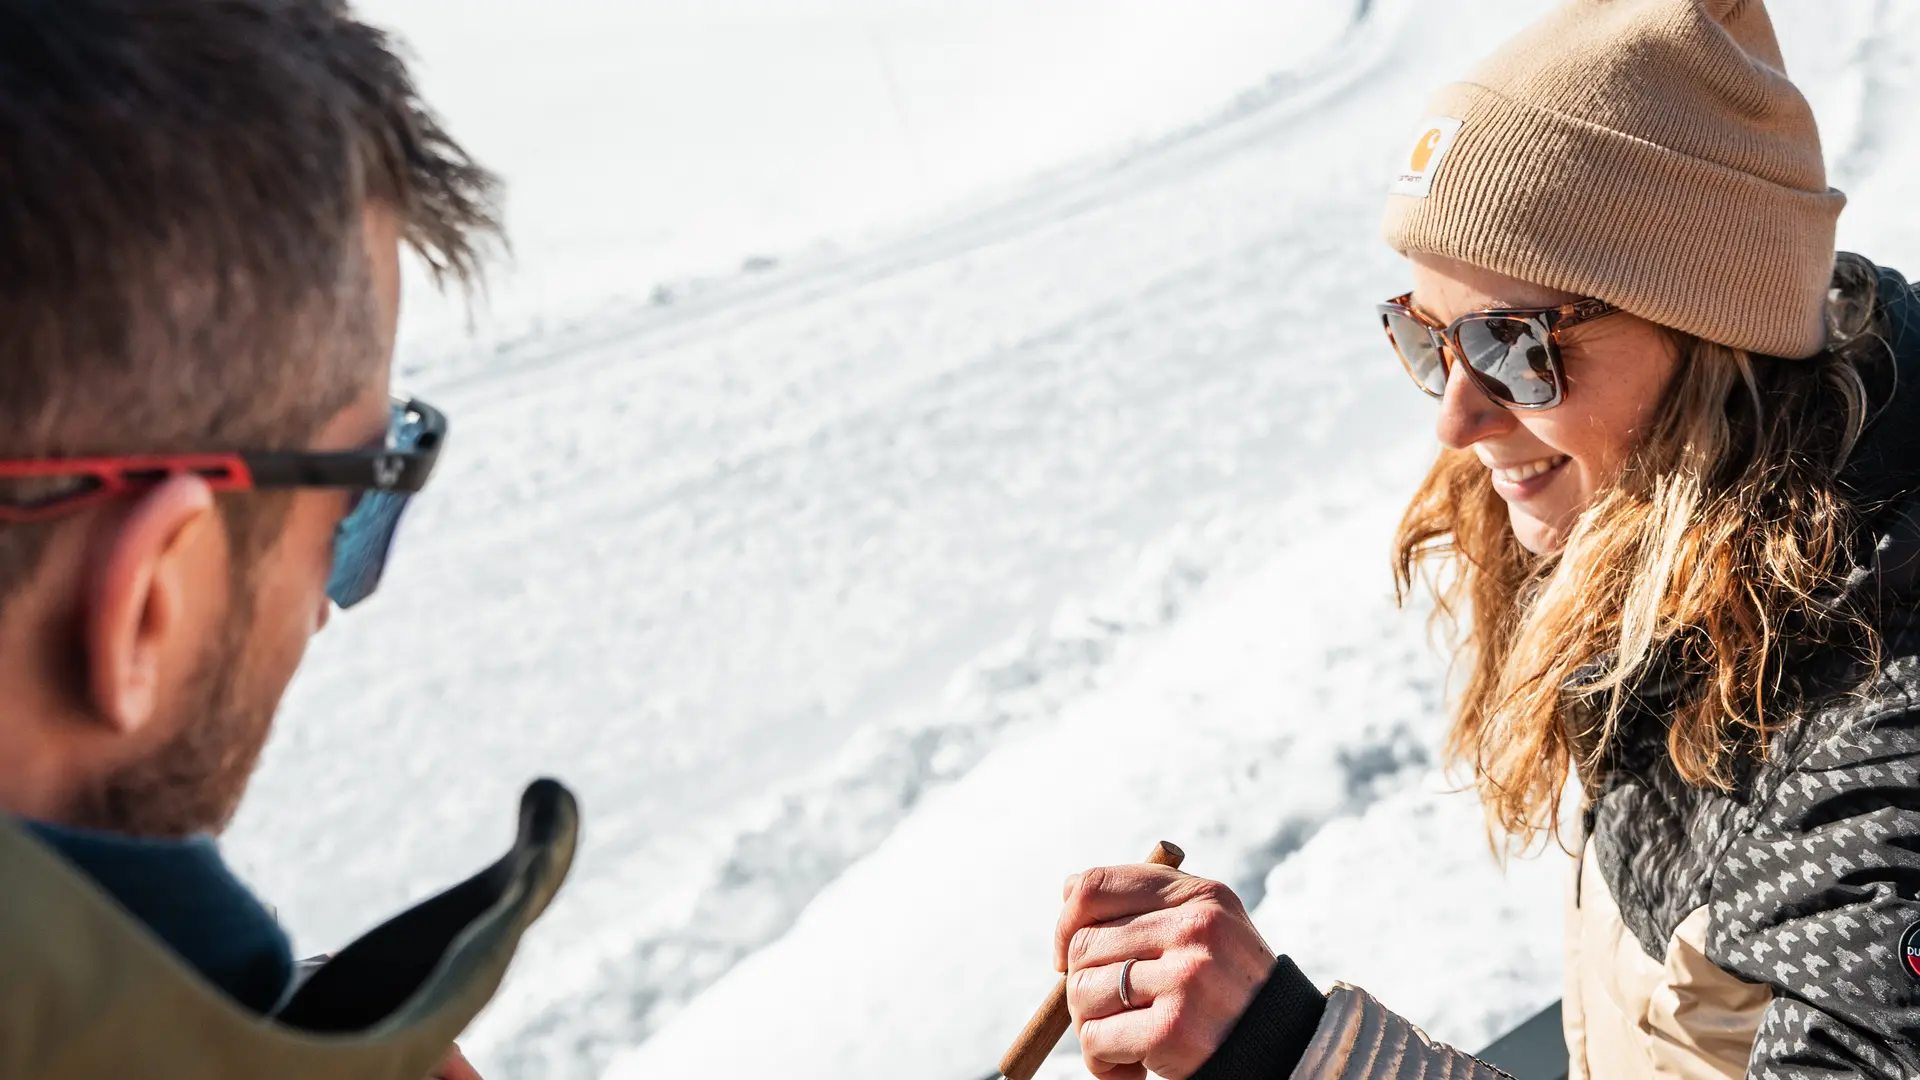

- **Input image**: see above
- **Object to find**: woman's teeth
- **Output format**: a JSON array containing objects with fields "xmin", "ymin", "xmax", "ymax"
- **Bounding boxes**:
[{"xmin": 1495, "ymin": 456, "xmax": 1569, "ymax": 484}]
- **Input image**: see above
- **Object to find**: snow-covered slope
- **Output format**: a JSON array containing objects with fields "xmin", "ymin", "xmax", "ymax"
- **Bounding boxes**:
[
  {"xmin": 603, "ymin": 489, "xmax": 1569, "ymax": 1080},
  {"xmin": 363, "ymin": 0, "xmax": 1364, "ymax": 367},
  {"xmin": 220, "ymin": 1, "xmax": 1920, "ymax": 1078}
]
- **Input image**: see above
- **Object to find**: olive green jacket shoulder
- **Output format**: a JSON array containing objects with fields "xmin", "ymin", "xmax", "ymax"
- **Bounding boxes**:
[{"xmin": 0, "ymin": 780, "xmax": 576, "ymax": 1080}]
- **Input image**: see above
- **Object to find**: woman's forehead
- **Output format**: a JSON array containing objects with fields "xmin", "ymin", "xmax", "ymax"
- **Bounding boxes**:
[{"xmin": 1407, "ymin": 253, "xmax": 1582, "ymax": 318}]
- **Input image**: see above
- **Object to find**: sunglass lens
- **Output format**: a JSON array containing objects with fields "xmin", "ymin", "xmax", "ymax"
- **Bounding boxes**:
[
  {"xmin": 1457, "ymin": 316, "xmax": 1558, "ymax": 406},
  {"xmin": 325, "ymin": 399, "xmax": 428, "ymax": 609},
  {"xmin": 327, "ymin": 491, "xmax": 409, "ymax": 608},
  {"xmin": 1384, "ymin": 311, "xmax": 1447, "ymax": 396}
]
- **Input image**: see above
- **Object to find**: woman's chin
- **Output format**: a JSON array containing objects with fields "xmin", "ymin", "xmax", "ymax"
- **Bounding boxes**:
[{"xmin": 1507, "ymin": 505, "xmax": 1569, "ymax": 556}]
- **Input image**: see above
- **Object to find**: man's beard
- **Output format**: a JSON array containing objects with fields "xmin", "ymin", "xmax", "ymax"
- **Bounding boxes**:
[{"xmin": 69, "ymin": 595, "xmax": 277, "ymax": 838}]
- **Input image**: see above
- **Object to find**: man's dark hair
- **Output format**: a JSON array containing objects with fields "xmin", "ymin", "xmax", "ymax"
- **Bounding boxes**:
[{"xmin": 0, "ymin": 0, "xmax": 499, "ymax": 599}]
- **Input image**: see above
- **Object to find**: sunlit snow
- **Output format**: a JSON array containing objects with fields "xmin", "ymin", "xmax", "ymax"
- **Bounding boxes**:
[{"xmin": 220, "ymin": 1, "xmax": 1920, "ymax": 1077}]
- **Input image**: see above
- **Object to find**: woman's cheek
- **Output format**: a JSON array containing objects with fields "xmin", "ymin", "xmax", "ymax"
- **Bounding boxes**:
[{"xmin": 1548, "ymin": 382, "xmax": 1641, "ymax": 478}]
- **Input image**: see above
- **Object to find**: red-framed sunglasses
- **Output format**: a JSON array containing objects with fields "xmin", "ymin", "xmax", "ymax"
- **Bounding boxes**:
[
  {"xmin": 0, "ymin": 397, "xmax": 445, "ymax": 609},
  {"xmin": 1378, "ymin": 292, "xmax": 1620, "ymax": 409}
]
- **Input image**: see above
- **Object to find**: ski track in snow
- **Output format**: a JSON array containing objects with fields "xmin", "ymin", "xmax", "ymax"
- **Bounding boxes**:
[
  {"xmin": 485, "ymin": 524, "xmax": 1233, "ymax": 1073},
  {"xmin": 605, "ymin": 494, "xmax": 1557, "ymax": 1080},
  {"xmin": 217, "ymin": 2, "xmax": 1920, "ymax": 1078}
]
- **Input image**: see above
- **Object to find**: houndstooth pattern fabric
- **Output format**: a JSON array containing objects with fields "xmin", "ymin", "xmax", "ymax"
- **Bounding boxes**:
[
  {"xmin": 1586, "ymin": 706, "xmax": 1752, "ymax": 964},
  {"xmin": 1561, "ymin": 266, "xmax": 1920, "ymax": 1079},
  {"xmin": 1585, "ymin": 630, "xmax": 1920, "ymax": 1079},
  {"xmin": 1704, "ymin": 647, "xmax": 1920, "ymax": 1078}
]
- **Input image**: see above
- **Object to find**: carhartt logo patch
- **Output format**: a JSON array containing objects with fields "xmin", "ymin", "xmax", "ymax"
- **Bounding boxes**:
[
  {"xmin": 1390, "ymin": 116, "xmax": 1465, "ymax": 198},
  {"xmin": 1410, "ymin": 129, "xmax": 1442, "ymax": 172},
  {"xmin": 1903, "ymin": 921, "xmax": 1920, "ymax": 982}
]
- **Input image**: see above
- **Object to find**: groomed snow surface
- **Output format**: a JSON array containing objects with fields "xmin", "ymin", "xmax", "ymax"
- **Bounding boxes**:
[{"xmin": 220, "ymin": 1, "xmax": 1920, "ymax": 1078}]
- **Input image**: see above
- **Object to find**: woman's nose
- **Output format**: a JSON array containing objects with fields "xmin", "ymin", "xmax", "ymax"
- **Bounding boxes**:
[{"xmin": 1434, "ymin": 364, "xmax": 1515, "ymax": 450}]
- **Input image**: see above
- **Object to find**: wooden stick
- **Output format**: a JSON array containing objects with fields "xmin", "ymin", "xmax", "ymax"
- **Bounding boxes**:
[{"xmin": 996, "ymin": 841, "xmax": 1187, "ymax": 1080}]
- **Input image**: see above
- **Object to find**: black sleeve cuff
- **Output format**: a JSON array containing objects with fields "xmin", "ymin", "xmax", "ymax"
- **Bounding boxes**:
[{"xmin": 1191, "ymin": 955, "xmax": 1326, "ymax": 1080}]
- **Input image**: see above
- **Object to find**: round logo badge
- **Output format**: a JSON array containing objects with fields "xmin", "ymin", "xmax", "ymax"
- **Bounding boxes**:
[{"xmin": 1901, "ymin": 921, "xmax": 1920, "ymax": 982}]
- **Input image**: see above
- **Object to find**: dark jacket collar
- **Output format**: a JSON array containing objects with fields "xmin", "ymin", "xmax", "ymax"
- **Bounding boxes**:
[
  {"xmin": 22, "ymin": 820, "xmax": 294, "ymax": 1014},
  {"xmin": 1839, "ymin": 263, "xmax": 1920, "ymax": 597},
  {"xmin": 1839, "ymin": 262, "xmax": 1920, "ymax": 515}
]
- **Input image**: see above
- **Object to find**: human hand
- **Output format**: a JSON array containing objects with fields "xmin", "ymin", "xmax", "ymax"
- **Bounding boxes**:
[
  {"xmin": 434, "ymin": 1044, "xmax": 483, "ymax": 1080},
  {"xmin": 1055, "ymin": 865, "xmax": 1276, "ymax": 1080}
]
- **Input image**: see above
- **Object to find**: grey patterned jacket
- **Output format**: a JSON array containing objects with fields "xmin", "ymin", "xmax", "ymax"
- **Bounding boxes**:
[{"xmin": 1189, "ymin": 261, "xmax": 1920, "ymax": 1080}]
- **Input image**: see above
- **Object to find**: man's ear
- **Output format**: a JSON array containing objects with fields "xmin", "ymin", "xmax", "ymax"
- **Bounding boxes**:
[{"xmin": 84, "ymin": 475, "xmax": 222, "ymax": 735}]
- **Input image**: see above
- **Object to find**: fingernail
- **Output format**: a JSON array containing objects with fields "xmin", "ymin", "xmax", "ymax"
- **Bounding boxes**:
[{"xmin": 1063, "ymin": 872, "xmax": 1081, "ymax": 899}]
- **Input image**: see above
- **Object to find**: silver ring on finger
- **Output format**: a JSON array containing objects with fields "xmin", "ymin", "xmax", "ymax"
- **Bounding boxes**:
[{"xmin": 1118, "ymin": 958, "xmax": 1139, "ymax": 1011}]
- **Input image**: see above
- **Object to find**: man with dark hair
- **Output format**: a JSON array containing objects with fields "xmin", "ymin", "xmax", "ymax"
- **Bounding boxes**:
[{"xmin": 0, "ymin": 2, "xmax": 574, "ymax": 1076}]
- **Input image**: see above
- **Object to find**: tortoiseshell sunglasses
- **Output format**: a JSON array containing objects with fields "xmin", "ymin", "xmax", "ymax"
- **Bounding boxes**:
[{"xmin": 1378, "ymin": 292, "xmax": 1621, "ymax": 409}]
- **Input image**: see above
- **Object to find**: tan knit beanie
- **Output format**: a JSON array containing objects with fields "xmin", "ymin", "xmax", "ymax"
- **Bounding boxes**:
[{"xmin": 1381, "ymin": 0, "xmax": 1844, "ymax": 359}]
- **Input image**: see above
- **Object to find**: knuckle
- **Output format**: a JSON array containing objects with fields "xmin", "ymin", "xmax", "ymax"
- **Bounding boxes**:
[
  {"xmin": 1179, "ymin": 901, "xmax": 1224, "ymax": 943},
  {"xmin": 1194, "ymin": 896, "xmax": 1228, "ymax": 928},
  {"xmin": 1153, "ymin": 995, "xmax": 1190, "ymax": 1047},
  {"xmin": 1153, "ymin": 995, "xmax": 1216, "ymax": 1074},
  {"xmin": 1078, "ymin": 1016, "xmax": 1112, "ymax": 1060},
  {"xmin": 1067, "ymin": 926, "xmax": 1097, "ymax": 970},
  {"xmin": 1060, "ymin": 867, "xmax": 1105, "ymax": 931},
  {"xmin": 1069, "ymin": 966, "xmax": 1100, "ymax": 1010},
  {"xmin": 1186, "ymin": 877, "xmax": 1238, "ymax": 912},
  {"xmin": 1167, "ymin": 949, "xmax": 1210, "ymax": 989},
  {"xmin": 1078, "ymin": 865, "xmax": 1110, "ymax": 902}
]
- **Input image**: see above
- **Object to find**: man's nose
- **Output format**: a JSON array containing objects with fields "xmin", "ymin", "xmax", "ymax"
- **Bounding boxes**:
[{"xmin": 1434, "ymin": 361, "xmax": 1515, "ymax": 450}]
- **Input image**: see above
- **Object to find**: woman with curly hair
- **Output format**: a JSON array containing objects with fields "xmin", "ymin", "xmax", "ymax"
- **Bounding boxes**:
[{"xmin": 1051, "ymin": 1, "xmax": 1920, "ymax": 1077}]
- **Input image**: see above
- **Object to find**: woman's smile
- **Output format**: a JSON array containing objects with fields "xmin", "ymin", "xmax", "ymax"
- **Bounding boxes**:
[{"xmin": 1485, "ymin": 452, "xmax": 1570, "ymax": 501}]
